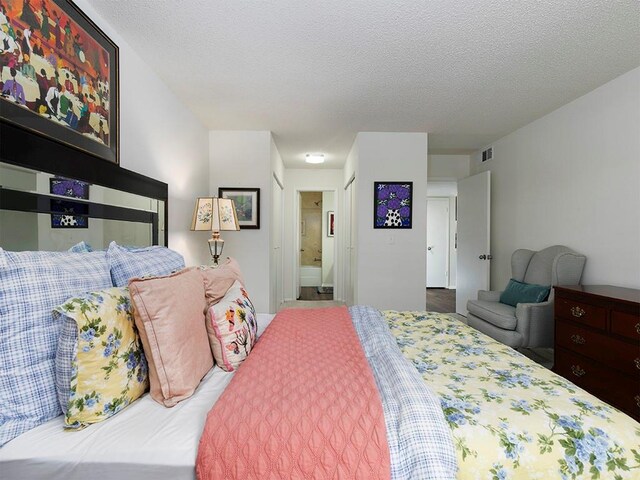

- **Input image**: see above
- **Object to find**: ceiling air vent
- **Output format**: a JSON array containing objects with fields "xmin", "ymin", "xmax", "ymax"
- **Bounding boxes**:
[{"xmin": 482, "ymin": 146, "xmax": 493, "ymax": 162}]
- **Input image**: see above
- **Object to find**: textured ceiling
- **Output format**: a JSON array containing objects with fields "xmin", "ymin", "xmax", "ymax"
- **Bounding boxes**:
[{"xmin": 89, "ymin": 0, "xmax": 640, "ymax": 168}]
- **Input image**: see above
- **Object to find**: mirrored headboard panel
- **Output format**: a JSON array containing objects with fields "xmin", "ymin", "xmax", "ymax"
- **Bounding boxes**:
[{"xmin": 0, "ymin": 122, "xmax": 168, "ymax": 252}]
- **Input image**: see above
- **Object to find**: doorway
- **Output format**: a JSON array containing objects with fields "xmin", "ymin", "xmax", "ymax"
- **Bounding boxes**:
[
  {"xmin": 298, "ymin": 191, "xmax": 335, "ymax": 301},
  {"xmin": 426, "ymin": 189, "xmax": 457, "ymax": 313}
]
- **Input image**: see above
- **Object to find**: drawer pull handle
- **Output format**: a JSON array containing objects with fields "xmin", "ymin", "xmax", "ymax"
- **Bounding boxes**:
[
  {"xmin": 571, "ymin": 306, "xmax": 586, "ymax": 318},
  {"xmin": 636, "ymin": 323, "xmax": 640, "ymax": 334},
  {"xmin": 636, "ymin": 395, "xmax": 640, "ymax": 408},
  {"xmin": 571, "ymin": 365, "xmax": 586, "ymax": 377},
  {"xmin": 635, "ymin": 358, "xmax": 640, "ymax": 370},
  {"xmin": 570, "ymin": 334, "xmax": 586, "ymax": 345}
]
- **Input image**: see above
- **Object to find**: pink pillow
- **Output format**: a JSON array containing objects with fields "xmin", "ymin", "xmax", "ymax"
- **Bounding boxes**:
[
  {"xmin": 206, "ymin": 280, "xmax": 258, "ymax": 372},
  {"xmin": 199, "ymin": 258, "xmax": 245, "ymax": 306},
  {"xmin": 129, "ymin": 267, "xmax": 212, "ymax": 407}
]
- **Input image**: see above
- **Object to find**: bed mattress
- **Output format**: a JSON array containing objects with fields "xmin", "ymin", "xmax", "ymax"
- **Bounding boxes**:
[{"xmin": 0, "ymin": 314, "xmax": 275, "ymax": 480}]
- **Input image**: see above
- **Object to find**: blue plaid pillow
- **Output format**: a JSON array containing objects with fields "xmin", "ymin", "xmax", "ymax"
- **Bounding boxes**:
[
  {"xmin": 106, "ymin": 242, "xmax": 185, "ymax": 287},
  {"xmin": 68, "ymin": 241, "xmax": 93, "ymax": 253},
  {"xmin": 0, "ymin": 249, "xmax": 112, "ymax": 446}
]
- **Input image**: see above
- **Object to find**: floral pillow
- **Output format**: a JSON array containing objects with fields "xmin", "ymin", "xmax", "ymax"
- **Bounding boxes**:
[
  {"xmin": 54, "ymin": 287, "xmax": 148, "ymax": 429},
  {"xmin": 206, "ymin": 280, "xmax": 258, "ymax": 372}
]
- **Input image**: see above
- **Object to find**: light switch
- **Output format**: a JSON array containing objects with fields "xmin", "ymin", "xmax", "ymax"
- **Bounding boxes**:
[{"xmin": 388, "ymin": 235, "xmax": 395, "ymax": 245}]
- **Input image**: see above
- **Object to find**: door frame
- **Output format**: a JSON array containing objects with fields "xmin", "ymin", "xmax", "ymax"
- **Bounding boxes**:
[
  {"xmin": 271, "ymin": 173, "xmax": 284, "ymax": 312},
  {"xmin": 426, "ymin": 196, "xmax": 450, "ymax": 288},
  {"xmin": 293, "ymin": 189, "xmax": 339, "ymax": 300}
]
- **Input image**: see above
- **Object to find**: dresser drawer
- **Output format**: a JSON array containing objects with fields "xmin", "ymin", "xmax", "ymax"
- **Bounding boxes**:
[
  {"xmin": 556, "ymin": 320, "xmax": 606, "ymax": 361},
  {"xmin": 611, "ymin": 310, "xmax": 640, "ymax": 343},
  {"xmin": 555, "ymin": 348, "xmax": 640, "ymax": 419},
  {"xmin": 603, "ymin": 338, "xmax": 640, "ymax": 378},
  {"xmin": 555, "ymin": 348, "xmax": 609, "ymax": 391},
  {"xmin": 555, "ymin": 297, "xmax": 606, "ymax": 330},
  {"xmin": 557, "ymin": 320, "xmax": 640, "ymax": 377}
]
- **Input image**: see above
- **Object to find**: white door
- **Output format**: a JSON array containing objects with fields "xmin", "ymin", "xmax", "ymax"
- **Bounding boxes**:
[
  {"xmin": 426, "ymin": 198, "xmax": 449, "ymax": 288},
  {"xmin": 456, "ymin": 171, "xmax": 491, "ymax": 314},
  {"xmin": 349, "ymin": 181, "xmax": 357, "ymax": 305}
]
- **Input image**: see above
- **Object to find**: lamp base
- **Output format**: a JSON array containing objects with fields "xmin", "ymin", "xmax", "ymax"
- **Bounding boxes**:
[{"xmin": 208, "ymin": 233, "xmax": 224, "ymax": 268}]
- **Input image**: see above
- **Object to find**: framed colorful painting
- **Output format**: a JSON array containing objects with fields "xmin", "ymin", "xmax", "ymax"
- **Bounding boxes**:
[
  {"xmin": 327, "ymin": 211, "xmax": 334, "ymax": 237},
  {"xmin": 374, "ymin": 181, "xmax": 413, "ymax": 228},
  {"xmin": 218, "ymin": 187, "xmax": 260, "ymax": 229},
  {"xmin": 0, "ymin": 0, "xmax": 119, "ymax": 164}
]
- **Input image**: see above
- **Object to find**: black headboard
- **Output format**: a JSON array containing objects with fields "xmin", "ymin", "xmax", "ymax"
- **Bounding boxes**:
[{"xmin": 0, "ymin": 121, "xmax": 169, "ymax": 248}]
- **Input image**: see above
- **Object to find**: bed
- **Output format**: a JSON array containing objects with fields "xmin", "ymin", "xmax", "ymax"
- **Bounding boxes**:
[
  {"xmin": 1, "ymin": 140, "xmax": 638, "ymax": 479},
  {"xmin": 2, "ymin": 306, "xmax": 638, "ymax": 480}
]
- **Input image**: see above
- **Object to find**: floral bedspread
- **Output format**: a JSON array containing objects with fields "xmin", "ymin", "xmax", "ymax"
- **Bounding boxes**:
[{"xmin": 384, "ymin": 311, "xmax": 640, "ymax": 480}]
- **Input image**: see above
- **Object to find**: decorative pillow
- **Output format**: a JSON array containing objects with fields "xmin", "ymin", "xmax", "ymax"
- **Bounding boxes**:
[
  {"xmin": 0, "ymin": 249, "xmax": 112, "ymax": 446},
  {"xmin": 206, "ymin": 280, "xmax": 258, "ymax": 372},
  {"xmin": 68, "ymin": 241, "xmax": 93, "ymax": 253},
  {"xmin": 106, "ymin": 241, "xmax": 185, "ymax": 287},
  {"xmin": 129, "ymin": 268, "xmax": 212, "ymax": 407},
  {"xmin": 499, "ymin": 278, "xmax": 551, "ymax": 307},
  {"xmin": 53, "ymin": 287, "xmax": 148, "ymax": 429},
  {"xmin": 199, "ymin": 257, "xmax": 245, "ymax": 306}
]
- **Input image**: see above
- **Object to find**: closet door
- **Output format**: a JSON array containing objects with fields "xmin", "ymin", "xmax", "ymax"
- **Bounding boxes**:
[{"xmin": 344, "ymin": 178, "xmax": 357, "ymax": 305}]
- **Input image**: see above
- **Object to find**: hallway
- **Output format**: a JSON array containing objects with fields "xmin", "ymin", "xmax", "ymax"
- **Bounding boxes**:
[{"xmin": 426, "ymin": 288, "xmax": 456, "ymax": 313}]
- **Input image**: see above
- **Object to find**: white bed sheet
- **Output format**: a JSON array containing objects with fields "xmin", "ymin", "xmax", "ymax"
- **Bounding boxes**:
[{"xmin": 0, "ymin": 313, "xmax": 276, "ymax": 480}]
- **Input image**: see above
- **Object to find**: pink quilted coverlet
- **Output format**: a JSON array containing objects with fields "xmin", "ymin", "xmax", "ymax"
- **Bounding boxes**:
[{"xmin": 196, "ymin": 306, "xmax": 391, "ymax": 480}]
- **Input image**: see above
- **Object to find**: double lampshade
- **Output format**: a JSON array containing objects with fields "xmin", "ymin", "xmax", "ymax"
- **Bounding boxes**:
[
  {"xmin": 190, "ymin": 197, "xmax": 240, "ymax": 232},
  {"xmin": 191, "ymin": 197, "xmax": 240, "ymax": 266}
]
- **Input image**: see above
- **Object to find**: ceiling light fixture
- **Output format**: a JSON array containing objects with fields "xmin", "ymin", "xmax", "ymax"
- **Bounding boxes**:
[{"xmin": 305, "ymin": 153, "xmax": 325, "ymax": 164}]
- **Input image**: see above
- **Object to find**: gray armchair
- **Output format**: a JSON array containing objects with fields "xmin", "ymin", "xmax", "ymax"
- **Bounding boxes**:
[{"xmin": 466, "ymin": 245, "xmax": 586, "ymax": 348}]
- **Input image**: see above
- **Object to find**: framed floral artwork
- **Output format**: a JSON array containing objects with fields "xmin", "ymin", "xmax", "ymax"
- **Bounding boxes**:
[
  {"xmin": 374, "ymin": 182, "xmax": 413, "ymax": 229},
  {"xmin": 1, "ymin": 0, "xmax": 119, "ymax": 164},
  {"xmin": 49, "ymin": 176, "xmax": 89, "ymax": 228},
  {"xmin": 218, "ymin": 187, "xmax": 260, "ymax": 229}
]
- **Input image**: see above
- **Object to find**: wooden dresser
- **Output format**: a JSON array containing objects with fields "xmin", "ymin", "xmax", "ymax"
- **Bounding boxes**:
[{"xmin": 554, "ymin": 285, "xmax": 640, "ymax": 421}]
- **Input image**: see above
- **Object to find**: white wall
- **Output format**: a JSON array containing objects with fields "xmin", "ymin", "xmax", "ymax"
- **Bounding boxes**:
[
  {"xmin": 321, "ymin": 191, "xmax": 336, "ymax": 287},
  {"xmin": 354, "ymin": 132, "xmax": 428, "ymax": 310},
  {"xmin": 472, "ymin": 66, "xmax": 640, "ymax": 290},
  {"xmin": 73, "ymin": 1, "xmax": 210, "ymax": 267},
  {"xmin": 428, "ymin": 154, "xmax": 471, "ymax": 180},
  {"xmin": 283, "ymin": 169, "xmax": 343, "ymax": 301},
  {"xmin": 209, "ymin": 131, "xmax": 274, "ymax": 313}
]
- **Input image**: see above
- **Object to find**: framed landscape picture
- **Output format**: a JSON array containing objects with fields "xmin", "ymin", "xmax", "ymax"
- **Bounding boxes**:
[
  {"xmin": 218, "ymin": 187, "xmax": 260, "ymax": 229},
  {"xmin": 374, "ymin": 181, "xmax": 413, "ymax": 228},
  {"xmin": 0, "ymin": 0, "xmax": 119, "ymax": 164}
]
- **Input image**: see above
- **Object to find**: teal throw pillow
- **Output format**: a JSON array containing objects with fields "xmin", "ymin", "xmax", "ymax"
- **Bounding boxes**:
[{"xmin": 499, "ymin": 278, "xmax": 551, "ymax": 307}]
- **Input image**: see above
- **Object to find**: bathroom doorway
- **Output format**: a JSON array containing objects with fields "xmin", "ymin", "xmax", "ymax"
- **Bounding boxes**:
[{"xmin": 298, "ymin": 191, "xmax": 335, "ymax": 301}]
